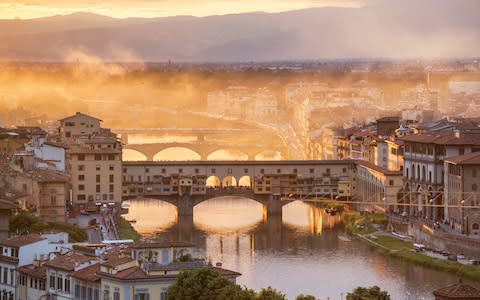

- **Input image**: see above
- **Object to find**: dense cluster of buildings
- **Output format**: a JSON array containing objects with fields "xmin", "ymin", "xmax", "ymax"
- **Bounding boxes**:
[
  {"xmin": 0, "ymin": 234, "xmax": 239, "ymax": 300},
  {"xmin": 207, "ymin": 86, "xmax": 279, "ymax": 123}
]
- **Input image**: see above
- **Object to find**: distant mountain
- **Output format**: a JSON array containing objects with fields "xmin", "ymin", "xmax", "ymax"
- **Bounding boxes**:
[{"xmin": 1, "ymin": 0, "xmax": 479, "ymax": 62}]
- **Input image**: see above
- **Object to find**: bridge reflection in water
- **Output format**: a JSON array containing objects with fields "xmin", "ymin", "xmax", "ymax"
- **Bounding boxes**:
[{"xmin": 123, "ymin": 197, "xmax": 343, "ymax": 252}]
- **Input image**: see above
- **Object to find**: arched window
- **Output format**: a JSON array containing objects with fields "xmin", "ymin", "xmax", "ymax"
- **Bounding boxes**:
[
  {"xmin": 472, "ymin": 223, "xmax": 480, "ymax": 230},
  {"xmin": 422, "ymin": 166, "xmax": 426, "ymax": 181},
  {"xmin": 417, "ymin": 165, "xmax": 420, "ymax": 180}
]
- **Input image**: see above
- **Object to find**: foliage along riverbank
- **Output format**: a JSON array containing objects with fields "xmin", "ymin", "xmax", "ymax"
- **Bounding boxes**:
[
  {"xmin": 341, "ymin": 209, "xmax": 480, "ymax": 282},
  {"xmin": 116, "ymin": 216, "xmax": 141, "ymax": 241}
]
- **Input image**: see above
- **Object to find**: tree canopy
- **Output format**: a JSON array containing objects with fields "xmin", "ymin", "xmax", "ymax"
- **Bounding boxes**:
[
  {"xmin": 346, "ymin": 286, "xmax": 391, "ymax": 300},
  {"xmin": 256, "ymin": 287, "xmax": 287, "ymax": 300},
  {"xmin": 167, "ymin": 269, "xmax": 255, "ymax": 300}
]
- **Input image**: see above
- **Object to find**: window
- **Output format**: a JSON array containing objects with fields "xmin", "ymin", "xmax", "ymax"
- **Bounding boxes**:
[
  {"xmin": 65, "ymin": 121, "xmax": 75, "ymax": 127},
  {"xmin": 50, "ymin": 194, "xmax": 57, "ymax": 205},
  {"xmin": 110, "ymin": 165, "xmax": 115, "ymax": 171},
  {"xmin": 342, "ymin": 168, "xmax": 347, "ymax": 173},
  {"xmin": 95, "ymin": 154, "xmax": 102, "ymax": 160},
  {"xmin": 244, "ymin": 168, "xmax": 248, "ymax": 173},
  {"xmin": 57, "ymin": 275, "xmax": 63, "ymax": 291},
  {"xmin": 81, "ymin": 286, "xmax": 87, "ymax": 300},
  {"xmin": 473, "ymin": 184, "xmax": 478, "ymax": 191},
  {"xmin": 108, "ymin": 154, "xmax": 115, "ymax": 160},
  {"xmin": 78, "ymin": 154, "xmax": 85, "ymax": 161},
  {"xmin": 389, "ymin": 180, "xmax": 394, "ymax": 186},
  {"xmin": 179, "ymin": 168, "xmax": 183, "ymax": 174},
  {"xmin": 65, "ymin": 278, "xmax": 70, "ymax": 293},
  {"xmin": 78, "ymin": 174, "xmax": 85, "ymax": 181},
  {"xmin": 96, "ymin": 185, "xmax": 101, "ymax": 193},
  {"xmin": 293, "ymin": 168, "xmax": 297, "ymax": 174},
  {"xmin": 459, "ymin": 148, "xmax": 465, "ymax": 155},
  {"xmin": 161, "ymin": 168, "xmax": 166, "ymax": 174},
  {"xmin": 75, "ymin": 285, "xmax": 80, "ymax": 298},
  {"xmin": 277, "ymin": 168, "xmax": 281, "ymax": 174},
  {"xmin": 109, "ymin": 174, "xmax": 114, "ymax": 183},
  {"xmin": 103, "ymin": 289, "xmax": 110, "ymax": 300},
  {"xmin": 96, "ymin": 165, "xmax": 101, "ymax": 171},
  {"xmin": 260, "ymin": 169, "xmax": 264, "ymax": 174},
  {"xmin": 78, "ymin": 184, "xmax": 85, "ymax": 191},
  {"xmin": 66, "ymin": 132, "xmax": 71, "ymax": 138},
  {"xmin": 88, "ymin": 288, "xmax": 93, "ymax": 300},
  {"xmin": 96, "ymin": 175, "xmax": 101, "ymax": 183},
  {"xmin": 78, "ymin": 165, "xmax": 85, "ymax": 171},
  {"xmin": 211, "ymin": 168, "xmax": 216, "ymax": 174},
  {"xmin": 77, "ymin": 194, "xmax": 86, "ymax": 201},
  {"xmin": 113, "ymin": 289, "xmax": 120, "ymax": 300},
  {"xmin": 109, "ymin": 184, "xmax": 114, "ymax": 193},
  {"xmin": 473, "ymin": 169, "xmax": 477, "ymax": 178},
  {"xmin": 94, "ymin": 289, "xmax": 100, "ymax": 300},
  {"xmin": 160, "ymin": 289, "xmax": 168, "ymax": 300},
  {"xmin": 310, "ymin": 168, "xmax": 314, "ymax": 174},
  {"xmin": 3, "ymin": 268, "xmax": 8, "ymax": 283}
]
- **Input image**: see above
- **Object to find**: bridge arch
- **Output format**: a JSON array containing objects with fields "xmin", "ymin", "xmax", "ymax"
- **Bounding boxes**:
[
  {"xmin": 238, "ymin": 176, "xmax": 251, "ymax": 187},
  {"xmin": 122, "ymin": 149, "xmax": 147, "ymax": 161},
  {"xmin": 254, "ymin": 150, "xmax": 283, "ymax": 160},
  {"xmin": 207, "ymin": 149, "xmax": 248, "ymax": 160},
  {"xmin": 222, "ymin": 176, "xmax": 237, "ymax": 187},
  {"xmin": 153, "ymin": 147, "xmax": 201, "ymax": 161},
  {"xmin": 206, "ymin": 176, "xmax": 221, "ymax": 188}
]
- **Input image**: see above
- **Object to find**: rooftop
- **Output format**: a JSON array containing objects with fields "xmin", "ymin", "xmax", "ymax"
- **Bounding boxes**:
[
  {"xmin": 401, "ymin": 132, "xmax": 480, "ymax": 146},
  {"xmin": 17, "ymin": 264, "xmax": 47, "ymax": 280},
  {"xmin": 444, "ymin": 151, "xmax": 480, "ymax": 165},
  {"xmin": 0, "ymin": 234, "xmax": 46, "ymax": 248},
  {"xmin": 59, "ymin": 112, "xmax": 102, "ymax": 122},
  {"xmin": 43, "ymin": 252, "xmax": 97, "ymax": 272},
  {"xmin": 356, "ymin": 160, "xmax": 403, "ymax": 176},
  {"xmin": 433, "ymin": 282, "xmax": 480, "ymax": 299},
  {"xmin": 71, "ymin": 263, "xmax": 100, "ymax": 282}
]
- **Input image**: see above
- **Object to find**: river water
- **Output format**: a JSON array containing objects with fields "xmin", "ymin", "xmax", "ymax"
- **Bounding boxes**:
[{"xmin": 123, "ymin": 197, "xmax": 478, "ymax": 300}]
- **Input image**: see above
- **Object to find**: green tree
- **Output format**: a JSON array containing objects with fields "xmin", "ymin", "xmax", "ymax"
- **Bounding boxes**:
[
  {"xmin": 256, "ymin": 287, "xmax": 287, "ymax": 300},
  {"xmin": 9, "ymin": 211, "xmax": 45, "ymax": 234},
  {"xmin": 296, "ymin": 295, "xmax": 317, "ymax": 300},
  {"xmin": 167, "ymin": 268, "xmax": 255, "ymax": 300},
  {"xmin": 346, "ymin": 286, "xmax": 391, "ymax": 300}
]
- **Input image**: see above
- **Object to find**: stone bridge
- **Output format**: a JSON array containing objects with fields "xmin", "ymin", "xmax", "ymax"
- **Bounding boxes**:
[
  {"xmin": 123, "ymin": 142, "xmax": 286, "ymax": 160},
  {"xmin": 124, "ymin": 189, "xmax": 291, "ymax": 218}
]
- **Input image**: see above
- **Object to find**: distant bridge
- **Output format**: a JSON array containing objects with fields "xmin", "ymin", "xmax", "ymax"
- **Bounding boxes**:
[{"xmin": 123, "ymin": 141, "xmax": 286, "ymax": 160}]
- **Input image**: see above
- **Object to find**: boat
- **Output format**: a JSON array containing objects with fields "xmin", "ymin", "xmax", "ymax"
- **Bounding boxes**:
[{"xmin": 127, "ymin": 219, "xmax": 137, "ymax": 223}]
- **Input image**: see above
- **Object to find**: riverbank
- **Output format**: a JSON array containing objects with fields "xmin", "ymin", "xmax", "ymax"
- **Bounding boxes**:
[
  {"xmin": 116, "ymin": 216, "xmax": 141, "ymax": 241},
  {"xmin": 359, "ymin": 233, "xmax": 480, "ymax": 281}
]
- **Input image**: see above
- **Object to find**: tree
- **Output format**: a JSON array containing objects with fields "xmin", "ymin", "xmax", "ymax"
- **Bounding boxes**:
[
  {"xmin": 167, "ymin": 268, "xmax": 255, "ymax": 300},
  {"xmin": 346, "ymin": 286, "xmax": 391, "ymax": 300},
  {"xmin": 9, "ymin": 211, "xmax": 45, "ymax": 234},
  {"xmin": 256, "ymin": 287, "xmax": 287, "ymax": 300},
  {"xmin": 296, "ymin": 295, "xmax": 317, "ymax": 300}
]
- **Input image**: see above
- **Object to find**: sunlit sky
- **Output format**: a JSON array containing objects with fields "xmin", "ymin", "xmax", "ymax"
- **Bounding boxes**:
[{"xmin": 0, "ymin": 0, "xmax": 363, "ymax": 19}]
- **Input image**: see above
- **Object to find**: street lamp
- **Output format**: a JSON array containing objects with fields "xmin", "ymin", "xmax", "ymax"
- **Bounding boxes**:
[{"xmin": 461, "ymin": 200, "xmax": 465, "ymax": 234}]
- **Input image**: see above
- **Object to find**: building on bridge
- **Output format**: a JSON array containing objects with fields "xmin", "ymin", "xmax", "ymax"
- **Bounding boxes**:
[{"xmin": 122, "ymin": 160, "xmax": 357, "ymax": 217}]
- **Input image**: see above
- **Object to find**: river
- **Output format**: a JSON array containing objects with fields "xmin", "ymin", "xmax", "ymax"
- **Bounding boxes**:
[{"xmin": 123, "ymin": 197, "xmax": 477, "ymax": 300}]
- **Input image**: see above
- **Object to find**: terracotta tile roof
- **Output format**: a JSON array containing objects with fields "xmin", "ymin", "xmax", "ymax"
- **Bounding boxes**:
[
  {"xmin": 130, "ymin": 241, "xmax": 195, "ymax": 249},
  {"xmin": 0, "ymin": 254, "xmax": 19, "ymax": 264},
  {"xmin": 444, "ymin": 152, "xmax": 480, "ymax": 165},
  {"xmin": 59, "ymin": 112, "xmax": 102, "ymax": 122},
  {"xmin": 100, "ymin": 254, "xmax": 135, "ymax": 268},
  {"xmin": 0, "ymin": 234, "xmax": 46, "ymax": 248},
  {"xmin": 24, "ymin": 169, "xmax": 69, "ymax": 183},
  {"xmin": 44, "ymin": 252, "xmax": 97, "ymax": 272},
  {"xmin": 17, "ymin": 264, "xmax": 47, "ymax": 279},
  {"xmin": 71, "ymin": 264, "xmax": 100, "ymax": 282},
  {"xmin": 433, "ymin": 282, "xmax": 480, "ymax": 298},
  {"xmin": 401, "ymin": 132, "xmax": 480, "ymax": 146},
  {"xmin": 356, "ymin": 160, "xmax": 403, "ymax": 176}
]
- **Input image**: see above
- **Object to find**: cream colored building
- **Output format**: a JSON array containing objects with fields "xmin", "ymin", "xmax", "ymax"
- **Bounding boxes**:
[
  {"xmin": 444, "ymin": 152, "xmax": 480, "ymax": 235},
  {"xmin": 58, "ymin": 112, "xmax": 102, "ymax": 141},
  {"xmin": 355, "ymin": 161, "xmax": 403, "ymax": 212}
]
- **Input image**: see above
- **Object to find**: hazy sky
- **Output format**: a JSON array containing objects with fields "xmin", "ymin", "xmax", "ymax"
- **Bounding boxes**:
[{"xmin": 0, "ymin": 0, "xmax": 363, "ymax": 19}]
